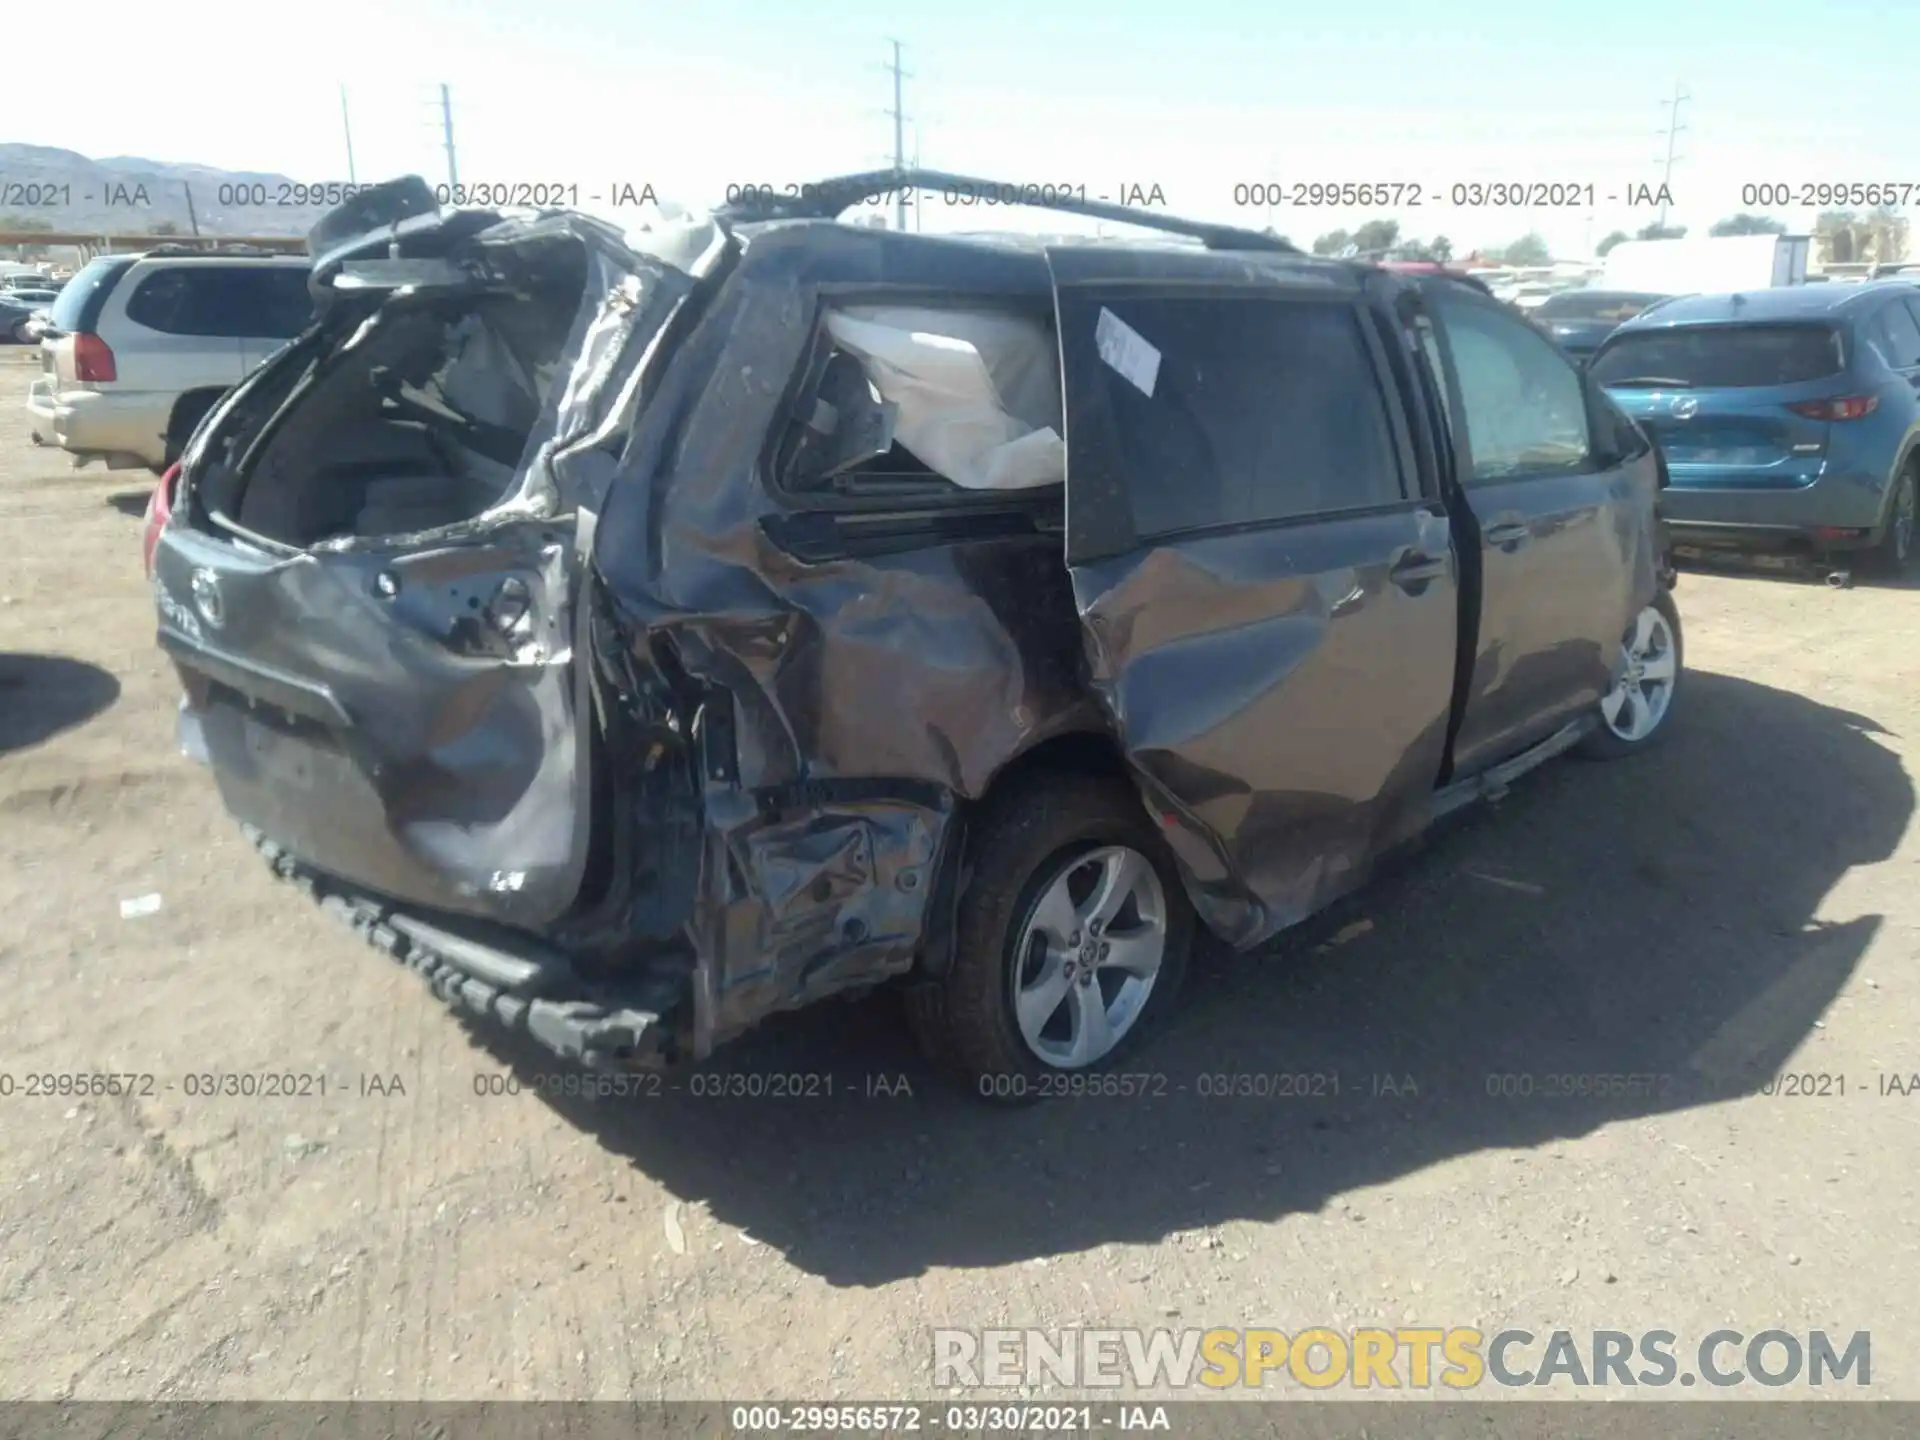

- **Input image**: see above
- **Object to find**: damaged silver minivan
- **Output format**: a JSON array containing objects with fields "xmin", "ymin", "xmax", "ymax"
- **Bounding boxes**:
[{"xmin": 151, "ymin": 172, "xmax": 1680, "ymax": 1094}]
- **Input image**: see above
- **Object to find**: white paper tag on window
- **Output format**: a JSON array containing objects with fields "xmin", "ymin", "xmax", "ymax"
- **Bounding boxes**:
[{"xmin": 1095, "ymin": 307, "xmax": 1161, "ymax": 398}]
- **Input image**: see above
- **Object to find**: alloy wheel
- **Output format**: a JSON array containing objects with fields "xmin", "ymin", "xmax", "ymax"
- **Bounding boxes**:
[
  {"xmin": 1600, "ymin": 603, "xmax": 1678, "ymax": 743},
  {"xmin": 1008, "ymin": 845, "xmax": 1169, "ymax": 1068}
]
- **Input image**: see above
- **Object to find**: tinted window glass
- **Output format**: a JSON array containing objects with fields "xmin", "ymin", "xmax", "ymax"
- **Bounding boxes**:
[
  {"xmin": 228, "ymin": 267, "xmax": 316, "ymax": 339},
  {"xmin": 1589, "ymin": 325, "xmax": 1844, "ymax": 388},
  {"xmin": 1433, "ymin": 294, "xmax": 1592, "ymax": 481},
  {"xmin": 47, "ymin": 256, "xmax": 131, "ymax": 333},
  {"xmin": 124, "ymin": 270, "xmax": 206, "ymax": 334},
  {"xmin": 125, "ymin": 265, "xmax": 313, "ymax": 338},
  {"xmin": 1868, "ymin": 301, "xmax": 1920, "ymax": 369},
  {"xmin": 1080, "ymin": 295, "xmax": 1404, "ymax": 537}
]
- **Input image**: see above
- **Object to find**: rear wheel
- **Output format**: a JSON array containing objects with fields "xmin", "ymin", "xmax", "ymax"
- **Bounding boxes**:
[
  {"xmin": 1866, "ymin": 464, "xmax": 1918, "ymax": 577},
  {"xmin": 905, "ymin": 771, "xmax": 1193, "ymax": 1101},
  {"xmin": 162, "ymin": 390, "xmax": 225, "ymax": 469},
  {"xmin": 1575, "ymin": 589, "xmax": 1682, "ymax": 760}
]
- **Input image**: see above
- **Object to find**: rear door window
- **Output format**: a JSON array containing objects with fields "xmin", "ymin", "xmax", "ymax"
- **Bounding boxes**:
[
  {"xmin": 124, "ymin": 268, "xmax": 229, "ymax": 336},
  {"xmin": 1867, "ymin": 301, "xmax": 1920, "ymax": 370},
  {"xmin": 1589, "ymin": 325, "xmax": 1845, "ymax": 388},
  {"xmin": 124, "ymin": 266, "xmax": 313, "ymax": 338},
  {"xmin": 1072, "ymin": 294, "xmax": 1407, "ymax": 539},
  {"xmin": 229, "ymin": 267, "xmax": 316, "ymax": 339},
  {"xmin": 1431, "ymin": 292, "xmax": 1593, "ymax": 481}
]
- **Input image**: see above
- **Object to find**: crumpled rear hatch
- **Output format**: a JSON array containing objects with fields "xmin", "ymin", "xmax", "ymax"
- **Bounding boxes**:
[{"xmin": 152, "ymin": 179, "xmax": 727, "ymax": 931}]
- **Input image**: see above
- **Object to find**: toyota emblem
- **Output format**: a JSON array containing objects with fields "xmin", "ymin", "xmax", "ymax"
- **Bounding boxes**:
[
  {"xmin": 1669, "ymin": 396, "xmax": 1700, "ymax": 420},
  {"xmin": 190, "ymin": 568, "xmax": 225, "ymax": 628}
]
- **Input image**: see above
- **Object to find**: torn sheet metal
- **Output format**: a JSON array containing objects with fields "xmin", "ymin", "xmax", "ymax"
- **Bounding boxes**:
[
  {"xmin": 594, "ymin": 223, "xmax": 1096, "ymax": 1052},
  {"xmin": 157, "ymin": 194, "xmax": 726, "ymax": 936}
]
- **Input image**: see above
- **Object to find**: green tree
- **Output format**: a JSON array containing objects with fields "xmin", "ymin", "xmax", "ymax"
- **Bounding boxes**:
[
  {"xmin": 1501, "ymin": 232, "xmax": 1551, "ymax": 265},
  {"xmin": 1708, "ymin": 213, "xmax": 1786, "ymax": 237},
  {"xmin": 1596, "ymin": 230, "xmax": 1630, "ymax": 257},
  {"xmin": 1430, "ymin": 234, "xmax": 1453, "ymax": 263},
  {"xmin": 1312, "ymin": 228, "xmax": 1352, "ymax": 256},
  {"xmin": 1636, "ymin": 222, "xmax": 1686, "ymax": 241},
  {"xmin": 1351, "ymin": 218, "xmax": 1401, "ymax": 254}
]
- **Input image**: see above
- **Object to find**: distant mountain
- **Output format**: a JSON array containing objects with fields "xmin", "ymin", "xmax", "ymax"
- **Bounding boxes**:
[{"xmin": 0, "ymin": 144, "xmax": 330, "ymax": 237}]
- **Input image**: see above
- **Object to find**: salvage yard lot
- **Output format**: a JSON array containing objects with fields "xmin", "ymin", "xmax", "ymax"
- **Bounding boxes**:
[{"xmin": 1, "ymin": 345, "xmax": 1917, "ymax": 1401}]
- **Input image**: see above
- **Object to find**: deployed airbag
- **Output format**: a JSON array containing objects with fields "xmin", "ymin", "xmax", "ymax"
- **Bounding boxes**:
[{"xmin": 823, "ymin": 305, "xmax": 1065, "ymax": 490}]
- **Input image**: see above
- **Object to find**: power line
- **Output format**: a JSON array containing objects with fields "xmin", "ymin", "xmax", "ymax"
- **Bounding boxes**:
[
  {"xmin": 912, "ymin": 122, "xmax": 923, "ymax": 232},
  {"xmin": 340, "ymin": 84, "xmax": 357, "ymax": 185},
  {"xmin": 883, "ymin": 39, "xmax": 912, "ymax": 231},
  {"xmin": 439, "ymin": 84, "xmax": 460, "ymax": 191},
  {"xmin": 1656, "ymin": 81, "xmax": 1689, "ymax": 230}
]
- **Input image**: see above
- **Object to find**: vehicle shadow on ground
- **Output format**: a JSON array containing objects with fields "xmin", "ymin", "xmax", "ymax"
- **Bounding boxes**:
[
  {"xmin": 105, "ymin": 489, "xmax": 152, "ymax": 519},
  {"xmin": 489, "ymin": 670, "xmax": 1907, "ymax": 1286},
  {"xmin": 0, "ymin": 654, "xmax": 121, "ymax": 754}
]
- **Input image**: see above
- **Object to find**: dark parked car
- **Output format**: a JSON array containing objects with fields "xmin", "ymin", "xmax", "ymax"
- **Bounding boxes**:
[
  {"xmin": 1531, "ymin": 289, "xmax": 1672, "ymax": 362},
  {"xmin": 149, "ymin": 172, "xmax": 1680, "ymax": 1094},
  {"xmin": 1591, "ymin": 281, "xmax": 1920, "ymax": 572},
  {"xmin": 0, "ymin": 289, "xmax": 58, "ymax": 344}
]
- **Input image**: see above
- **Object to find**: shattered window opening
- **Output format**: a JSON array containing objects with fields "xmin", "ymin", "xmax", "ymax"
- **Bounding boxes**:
[
  {"xmin": 218, "ymin": 280, "xmax": 587, "ymax": 549},
  {"xmin": 779, "ymin": 303, "xmax": 1068, "ymax": 499}
]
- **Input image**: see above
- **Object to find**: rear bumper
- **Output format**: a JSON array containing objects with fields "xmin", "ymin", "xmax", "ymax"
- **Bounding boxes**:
[
  {"xmin": 25, "ymin": 381, "xmax": 170, "ymax": 467},
  {"xmin": 244, "ymin": 825, "xmax": 687, "ymax": 1070},
  {"xmin": 1661, "ymin": 468, "xmax": 1891, "ymax": 550}
]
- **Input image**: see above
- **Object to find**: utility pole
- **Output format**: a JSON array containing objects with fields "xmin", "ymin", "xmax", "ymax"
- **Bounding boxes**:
[
  {"xmin": 439, "ymin": 83, "xmax": 460, "ymax": 191},
  {"xmin": 884, "ymin": 39, "xmax": 911, "ymax": 231},
  {"xmin": 912, "ymin": 123, "xmax": 923, "ymax": 232},
  {"xmin": 1656, "ymin": 81, "xmax": 1689, "ymax": 232},
  {"xmin": 340, "ymin": 84, "xmax": 358, "ymax": 184}
]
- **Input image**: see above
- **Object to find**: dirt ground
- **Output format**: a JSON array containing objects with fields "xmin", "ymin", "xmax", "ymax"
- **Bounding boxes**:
[{"xmin": 2, "ymin": 345, "xmax": 1917, "ymax": 1404}]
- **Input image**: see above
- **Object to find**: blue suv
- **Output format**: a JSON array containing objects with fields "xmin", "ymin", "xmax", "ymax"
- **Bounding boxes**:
[{"xmin": 1589, "ymin": 281, "xmax": 1920, "ymax": 573}]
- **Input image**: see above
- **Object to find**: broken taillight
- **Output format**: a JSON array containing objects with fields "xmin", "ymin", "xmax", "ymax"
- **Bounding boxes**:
[
  {"xmin": 73, "ymin": 331, "xmax": 117, "ymax": 383},
  {"xmin": 143, "ymin": 465, "xmax": 177, "ymax": 578},
  {"xmin": 1787, "ymin": 395, "xmax": 1878, "ymax": 421}
]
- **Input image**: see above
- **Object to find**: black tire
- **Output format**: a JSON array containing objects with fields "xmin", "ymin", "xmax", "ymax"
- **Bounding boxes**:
[
  {"xmin": 905, "ymin": 770, "xmax": 1194, "ymax": 1102},
  {"xmin": 1864, "ymin": 463, "xmax": 1918, "ymax": 578},
  {"xmin": 162, "ymin": 390, "xmax": 224, "ymax": 469},
  {"xmin": 1574, "ymin": 588, "xmax": 1683, "ymax": 761},
  {"xmin": 7, "ymin": 319, "xmax": 30, "ymax": 345}
]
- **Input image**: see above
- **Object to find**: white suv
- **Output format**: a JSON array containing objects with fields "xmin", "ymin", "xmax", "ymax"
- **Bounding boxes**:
[{"xmin": 27, "ymin": 247, "xmax": 311, "ymax": 472}]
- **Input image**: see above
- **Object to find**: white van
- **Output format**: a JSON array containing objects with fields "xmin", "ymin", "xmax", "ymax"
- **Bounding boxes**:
[{"xmin": 1600, "ymin": 234, "xmax": 1812, "ymax": 294}]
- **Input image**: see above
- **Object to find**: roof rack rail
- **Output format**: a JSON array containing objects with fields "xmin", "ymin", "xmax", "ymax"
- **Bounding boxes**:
[
  {"xmin": 141, "ymin": 241, "xmax": 285, "ymax": 258},
  {"xmin": 713, "ymin": 168, "xmax": 1301, "ymax": 254}
]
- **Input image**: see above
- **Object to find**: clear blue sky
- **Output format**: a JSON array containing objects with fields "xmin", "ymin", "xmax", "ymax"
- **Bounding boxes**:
[{"xmin": 16, "ymin": 0, "xmax": 1915, "ymax": 257}]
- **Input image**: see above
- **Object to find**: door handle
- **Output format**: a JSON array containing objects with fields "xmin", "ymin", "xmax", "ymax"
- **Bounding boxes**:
[
  {"xmin": 1389, "ymin": 550, "xmax": 1447, "ymax": 592},
  {"xmin": 1484, "ymin": 520, "xmax": 1530, "ymax": 550}
]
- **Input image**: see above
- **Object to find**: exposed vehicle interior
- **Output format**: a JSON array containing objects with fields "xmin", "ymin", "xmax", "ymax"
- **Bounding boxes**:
[
  {"xmin": 195, "ymin": 250, "xmax": 590, "ymax": 548},
  {"xmin": 776, "ymin": 302, "xmax": 1066, "ymax": 499}
]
